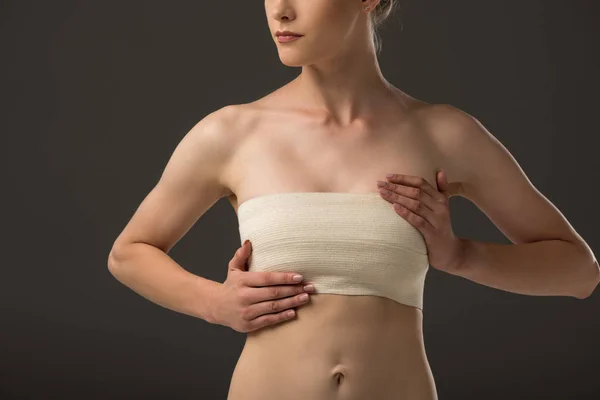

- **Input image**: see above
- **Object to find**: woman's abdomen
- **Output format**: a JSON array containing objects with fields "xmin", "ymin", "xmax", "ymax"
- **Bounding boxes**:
[{"xmin": 227, "ymin": 294, "xmax": 438, "ymax": 400}]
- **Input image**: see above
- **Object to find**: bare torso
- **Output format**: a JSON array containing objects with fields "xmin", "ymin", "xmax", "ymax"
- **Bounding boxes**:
[{"xmin": 220, "ymin": 82, "xmax": 444, "ymax": 400}]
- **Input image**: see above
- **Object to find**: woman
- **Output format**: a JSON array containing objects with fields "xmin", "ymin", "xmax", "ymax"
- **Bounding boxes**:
[{"xmin": 108, "ymin": 0, "xmax": 599, "ymax": 399}]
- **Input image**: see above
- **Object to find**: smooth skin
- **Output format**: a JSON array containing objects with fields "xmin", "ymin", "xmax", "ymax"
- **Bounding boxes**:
[
  {"xmin": 108, "ymin": 0, "xmax": 596, "ymax": 399},
  {"xmin": 107, "ymin": 106, "xmax": 313, "ymax": 328}
]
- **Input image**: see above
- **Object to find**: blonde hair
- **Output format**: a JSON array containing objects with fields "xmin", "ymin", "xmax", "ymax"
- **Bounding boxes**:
[{"xmin": 369, "ymin": 0, "xmax": 401, "ymax": 53}]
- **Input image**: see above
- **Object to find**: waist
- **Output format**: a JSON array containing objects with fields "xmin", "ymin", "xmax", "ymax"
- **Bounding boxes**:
[
  {"xmin": 232, "ymin": 294, "xmax": 436, "ymax": 399},
  {"xmin": 245, "ymin": 293, "xmax": 424, "ymax": 355}
]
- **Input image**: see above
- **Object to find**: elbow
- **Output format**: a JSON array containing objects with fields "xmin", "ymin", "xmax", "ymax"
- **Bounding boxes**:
[
  {"xmin": 107, "ymin": 245, "xmax": 125, "ymax": 276},
  {"xmin": 574, "ymin": 285, "xmax": 596, "ymax": 300},
  {"xmin": 107, "ymin": 250, "xmax": 118, "ymax": 276},
  {"xmin": 573, "ymin": 260, "xmax": 600, "ymax": 300}
]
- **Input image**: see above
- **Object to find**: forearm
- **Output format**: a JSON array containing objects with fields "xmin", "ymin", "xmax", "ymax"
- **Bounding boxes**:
[
  {"xmin": 451, "ymin": 238, "xmax": 599, "ymax": 299},
  {"xmin": 108, "ymin": 243, "xmax": 221, "ymax": 322}
]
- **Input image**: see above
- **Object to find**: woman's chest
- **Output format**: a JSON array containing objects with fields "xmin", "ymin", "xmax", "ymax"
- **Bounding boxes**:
[{"xmin": 224, "ymin": 120, "xmax": 443, "ymax": 211}]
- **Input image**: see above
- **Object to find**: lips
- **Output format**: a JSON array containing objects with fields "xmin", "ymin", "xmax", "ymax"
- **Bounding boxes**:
[{"xmin": 276, "ymin": 30, "xmax": 303, "ymax": 37}]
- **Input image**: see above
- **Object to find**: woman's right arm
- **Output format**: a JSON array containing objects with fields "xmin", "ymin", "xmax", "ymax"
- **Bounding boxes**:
[{"xmin": 107, "ymin": 105, "xmax": 237, "ymax": 323}]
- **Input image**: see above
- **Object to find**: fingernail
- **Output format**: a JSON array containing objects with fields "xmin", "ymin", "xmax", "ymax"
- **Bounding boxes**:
[
  {"xmin": 244, "ymin": 239, "xmax": 249, "ymax": 245},
  {"xmin": 293, "ymin": 275, "xmax": 304, "ymax": 282},
  {"xmin": 386, "ymin": 173, "xmax": 394, "ymax": 179}
]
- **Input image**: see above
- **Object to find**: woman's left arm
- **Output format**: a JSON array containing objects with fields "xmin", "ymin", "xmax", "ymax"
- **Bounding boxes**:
[{"xmin": 432, "ymin": 105, "xmax": 598, "ymax": 299}]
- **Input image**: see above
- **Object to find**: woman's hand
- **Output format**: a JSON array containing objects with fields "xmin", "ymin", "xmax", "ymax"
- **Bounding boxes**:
[
  {"xmin": 376, "ymin": 169, "xmax": 465, "ymax": 273},
  {"xmin": 210, "ymin": 239, "xmax": 315, "ymax": 332}
]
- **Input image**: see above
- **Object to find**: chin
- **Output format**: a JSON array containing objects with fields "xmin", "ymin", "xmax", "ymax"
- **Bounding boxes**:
[
  {"xmin": 279, "ymin": 56, "xmax": 306, "ymax": 67},
  {"xmin": 277, "ymin": 50, "xmax": 319, "ymax": 67}
]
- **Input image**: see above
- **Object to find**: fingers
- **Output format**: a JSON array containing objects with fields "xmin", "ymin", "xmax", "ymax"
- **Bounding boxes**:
[
  {"xmin": 379, "ymin": 185, "xmax": 438, "ymax": 227},
  {"xmin": 392, "ymin": 204, "xmax": 435, "ymax": 235},
  {"xmin": 241, "ymin": 273, "xmax": 315, "ymax": 321},
  {"xmin": 230, "ymin": 239, "xmax": 315, "ymax": 331},
  {"xmin": 386, "ymin": 174, "xmax": 447, "ymax": 204},
  {"xmin": 244, "ymin": 289, "xmax": 311, "ymax": 321},
  {"xmin": 231, "ymin": 241, "xmax": 307, "ymax": 287},
  {"xmin": 228, "ymin": 240, "xmax": 252, "ymax": 271},
  {"xmin": 246, "ymin": 281, "xmax": 311, "ymax": 302},
  {"xmin": 379, "ymin": 175, "xmax": 449, "ymax": 228},
  {"xmin": 244, "ymin": 308, "xmax": 298, "ymax": 332},
  {"xmin": 380, "ymin": 184, "xmax": 437, "ymax": 212}
]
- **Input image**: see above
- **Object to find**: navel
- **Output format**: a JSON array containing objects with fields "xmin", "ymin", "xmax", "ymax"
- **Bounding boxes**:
[
  {"xmin": 331, "ymin": 364, "xmax": 348, "ymax": 387},
  {"xmin": 333, "ymin": 371, "xmax": 345, "ymax": 386}
]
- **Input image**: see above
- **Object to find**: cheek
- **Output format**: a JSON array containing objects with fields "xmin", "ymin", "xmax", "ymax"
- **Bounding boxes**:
[
  {"xmin": 312, "ymin": 5, "xmax": 355, "ymax": 41},
  {"xmin": 311, "ymin": 0, "xmax": 355, "ymax": 27}
]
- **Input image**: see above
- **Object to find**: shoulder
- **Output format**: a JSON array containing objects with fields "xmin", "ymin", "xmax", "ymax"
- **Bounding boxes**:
[
  {"xmin": 417, "ymin": 103, "xmax": 486, "ymax": 146},
  {"xmin": 387, "ymin": 91, "xmax": 479, "ymax": 140},
  {"xmin": 415, "ymin": 103, "xmax": 509, "ymax": 198},
  {"xmin": 189, "ymin": 102, "xmax": 267, "ymax": 197},
  {"xmin": 170, "ymin": 104, "xmax": 247, "ymax": 198},
  {"xmin": 186, "ymin": 103, "xmax": 258, "ymax": 157},
  {"xmin": 419, "ymin": 102, "xmax": 505, "ymax": 162},
  {"xmin": 190, "ymin": 103, "xmax": 245, "ymax": 138}
]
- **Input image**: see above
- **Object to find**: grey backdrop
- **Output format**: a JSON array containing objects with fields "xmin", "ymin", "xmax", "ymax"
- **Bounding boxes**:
[{"xmin": 2, "ymin": 0, "xmax": 599, "ymax": 399}]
